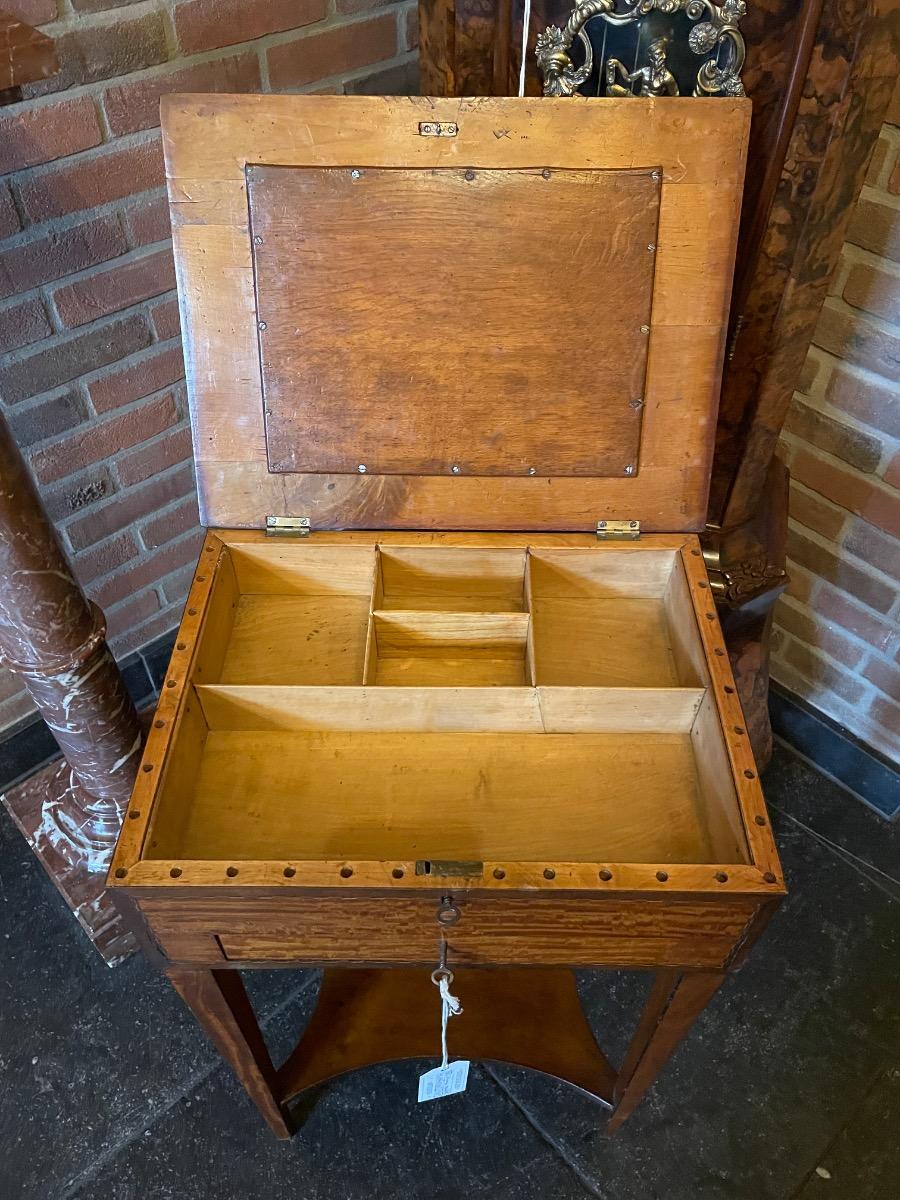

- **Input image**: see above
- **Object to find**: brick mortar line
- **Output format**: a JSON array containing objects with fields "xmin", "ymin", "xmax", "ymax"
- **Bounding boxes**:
[
  {"xmin": 65, "ymin": 506, "xmax": 189, "ymax": 591},
  {"xmin": 0, "ymin": 5, "xmax": 417, "ymax": 712},
  {"xmin": 110, "ymin": 604, "xmax": 183, "ymax": 658},
  {"xmin": 784, "ymin": 516, "xmax": 900, "ymax": 605},
  {"xmin": 259, "ymin": 4, "xmax": 407, "ymax": 53},
  {"xmin": 92, "ymin": 86, "xmax": 114, "ymax": 144},
  {"xmin": 23, "ymin": 384, "xmax": 186, "ymax": 485},
  {"xmin": 24, "ymin": 0, "xmax": 164, "ymax": 41},
  {"xmin": 0, "ymin": 373, "xmax": 186, "ymax": 484},
  {"xmin": 773, "ymin": 648, "xmax": 897, "ymax": 743},
  {"xmin": 787, "ymin": 476, "xmax": 854, "ymax": 528},
  {"xmin": 91, "ymin": 527, "xmax": 204, "ymax": 610},
  {"xmin": 36, "ymin": 239, "xmax": 177, "ymax": 325},
  {"xmin": 0, "ymin": 372, "xmax": 87, "ymax": 414},
  {"xmin": 7, "ymin": 275, "xmax": 176, "ymax": 354},
  {"xmin": 302, "ymin": 46, "xmax": 417, "ymax": 93},
  {"xmin": 787, "ymin": 559, "xmax": 897, "ymax": 633},
  {"xmin": 795, "ymin": 347, "xmax": 833, "ymax": 400},
  {"xmin": 780, "ymin": 428, "xmax": 900, "ymax": 501},
  {"xmin": 4, "ymin": 126, "xmax": 163, "ymax": 215},
  {"xmin": 94, "ymin": 401, "xmax": 191, "ymax": 477},
  {"xmin": 859, "ymin": 181, "xmax": 900, "ymax": 213},
  {"xmin": 0, "ymin": 277, "xmax": 175, "ymax": 363},
  {"xmin": 80, "ymin": 321, "xmax": 181, "ymax": 385},
  {"xmin": 133, "ymin": 495, "xmax": 199, "ymax": 556},
  {"xmin": 771, "ymin": 658, "xmax": 899, "ymax": 747},
  {"xmin": 777, "ymin": 591, "xmax": 898, "ymax": 666},
  {"xmin": 819, "ymin": 291, "xmax": 900, "ymax": 340},
  {"xmin": 837, "ymin": 238, "xmax": 900, "ymax": 277},
  {"xmin": 8, "ymin": 34, "xmax": 264, "ymax": 126},
  {"xmin": 788, "ymin": 386, "xmax": 900, "ymax": 461},
  {"xmin": 2, "ymin": 0, "xmax": 411, "ymax": 153},
  {"xmin": 0, "ymin": 304, "xmax": 155, "ymax": 372},
  {"xmin": 805, "ymin": 339, "xmax": 900, "ymax": 397},
  {"xmin": 74, "ymin": 335, "xmax": 183, "ymax": 428},
  {"xmin": 158, "ymin": 0, "xmax": 180, "ymax": 62},
  {"xmin": 256, "ymin": 24, "xmax": 272, "ymax": 92},
  {"xmin": 0, "ymin": 187, "xmax": 149, "ymax": 255},
  {"xmin": 0, "ymin": 27, "xmax": 413, "ymax": 243},
  {"xmin": 771, "ymin": 631, "xmax": 882, "ymax": 709},
  {"xmin": 47, "ymin": 414, "xmax": 190, "ymax": 527}
]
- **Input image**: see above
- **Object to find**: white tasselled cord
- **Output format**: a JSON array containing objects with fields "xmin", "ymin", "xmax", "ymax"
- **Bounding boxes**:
[{"xmin": 518, "ymin": 0, "xmax": 532, "ymax": 97}]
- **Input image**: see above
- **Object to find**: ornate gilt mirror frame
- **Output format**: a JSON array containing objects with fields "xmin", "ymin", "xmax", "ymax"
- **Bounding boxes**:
[{"xmin": 536, "ymin": 0, "xmax": 747, "ymax": 98}]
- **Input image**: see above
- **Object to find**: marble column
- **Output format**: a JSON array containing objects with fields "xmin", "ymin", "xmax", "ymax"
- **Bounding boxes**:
[{"xmin": 0, "ymin": 410, "xmax": 141, "ymax": 962}]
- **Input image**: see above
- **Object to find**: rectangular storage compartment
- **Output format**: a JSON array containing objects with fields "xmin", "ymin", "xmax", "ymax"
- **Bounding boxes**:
[
  {"xmin": 146, "ymin": 712, "xmax": 746, "ymax": 865},
  {"xmin": 137, "ymin": 533, "xmax": 756, "ymax": 879}
]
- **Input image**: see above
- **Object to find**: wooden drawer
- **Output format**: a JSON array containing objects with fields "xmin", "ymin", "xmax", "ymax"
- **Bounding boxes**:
[{"xmin": 139, "ymin": 894, "xmax": 764, "ymax": 971}]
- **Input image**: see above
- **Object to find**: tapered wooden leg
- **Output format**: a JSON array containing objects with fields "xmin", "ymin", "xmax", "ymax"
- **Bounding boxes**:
[
  {"xmin": 608, "ymin": 970, "xmax": 725, "ymax": 1133},
  {"xmin": 167, "ymin": 968, "xmax": 292, "ymax": 1139}
]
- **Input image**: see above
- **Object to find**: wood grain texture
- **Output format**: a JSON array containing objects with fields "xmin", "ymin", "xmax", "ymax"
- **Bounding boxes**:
[
  {"xmin": 418, "ymin": 0, "xmax": 460, "ymax": 95},
  {"xmin": 418, "ymin": 0, "xmax": 507, "ymax": 96},
  {"xmin": 195, "ymin": 683, "xmax": 704, "ymax": 732},
  {"xmin": 108, "ymin": 531, "xmax": 224, "ymax": 878},
  {"xmin": 110, "ymin": 529, "xmax": 784, "ymax": 898},
  {"xmin": 150, "ymin": 729, "xmax": 720, "ymax": 864},
  {"xmin": 608, "ymin": 970, "xmax": 725, "ymax": 1132},
  {"xmin": 678, "ymin": 544, "xmax": 782, "ymax": 877},
  {"xmin": 249, "ymin": 164, "xmax": 656, "ymax": 479},
  {"xmin": 167, "ymin": 967, "xmax": 291, "ymax": 1138},
  {"xmin": 220, "ymin": 596, "xmax": 370, "ymax": 685},
  {"xmin": 163, "ymin": 94, "xmax": 749, "ymax": 531},
  {"xmin": 378, "ymin": 545, "xmax": 527, "ymax": 610},
  {"xmin": 142, "ymin": 894, "xmax": 762, "ymax": 969},
  {"xmin": 531, "ymin": 597, "xmax": 678, "ymax": 687},
  {"xmin": 275, "ymin": 967, "xmax": 617, "ymax": 1104},
  {"xmin": 371, "ymin": 608, "xmax": 529, "ymax": 685}
]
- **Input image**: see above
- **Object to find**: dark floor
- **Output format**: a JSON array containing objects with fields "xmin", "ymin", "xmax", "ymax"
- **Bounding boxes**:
[{"xmin": 0, "ymin": 743, "xmax": 898, "ymax": 1200}]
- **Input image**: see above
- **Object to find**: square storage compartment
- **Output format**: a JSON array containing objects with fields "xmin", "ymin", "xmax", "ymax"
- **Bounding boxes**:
[
  {"xmin": 528, "ymin": 550, "xmax": 701, "ymax": 688},
  {"xmin": 212, "ymin": 545, "xmax": 376, "ymax": 686}
]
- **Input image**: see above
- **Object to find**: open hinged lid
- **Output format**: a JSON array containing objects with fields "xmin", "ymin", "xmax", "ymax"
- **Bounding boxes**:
[{"xmin": 162, "ymin": 94, "xmax": 749, "ymax": 532}]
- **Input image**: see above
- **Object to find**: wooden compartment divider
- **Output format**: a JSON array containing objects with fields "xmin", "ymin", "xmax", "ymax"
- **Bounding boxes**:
[
  {"xmin": 137, "ymin": 537, "xmax": 754, "ymax": 874},
  {"xmin": 193, "ymin": 684, "xmax": 706, "ymax": 734},
  {"xmin": 108, "ymin": 96, "xmax": 783, "ymax": 1141}
]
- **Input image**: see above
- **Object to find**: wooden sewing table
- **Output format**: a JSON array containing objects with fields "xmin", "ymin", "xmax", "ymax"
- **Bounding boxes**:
[{"xmin": 108, "ymin": 94, "xmax": 785, "ymax": 1139}]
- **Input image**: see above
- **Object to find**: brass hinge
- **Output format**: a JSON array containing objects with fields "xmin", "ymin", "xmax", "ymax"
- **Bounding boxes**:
[
  {"xmin": 596, "ymin": 520, "xmax": 640, "ymax": 541},
  {"xmin": 266, "ymin": 515, "xmax": 310, "ymax": 538},
  {"xmin": 418, "ymin": 120, "xmax": 458, "ymax": 137}
]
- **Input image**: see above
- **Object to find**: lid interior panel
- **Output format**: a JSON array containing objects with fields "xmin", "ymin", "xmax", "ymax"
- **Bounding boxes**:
[
  {"xmin": 163, "ymin": 94, "xmax": 750, "ymax": 531},
  {"xmin": 248, "ymin": 164, "xmax": 659, "ymax": 479}
]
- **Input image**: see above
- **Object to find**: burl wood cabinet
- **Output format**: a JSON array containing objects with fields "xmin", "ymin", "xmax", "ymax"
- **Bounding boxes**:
[{"xmin": 108, "ymin": 94, "xmax": 784, "ymax": 1140}]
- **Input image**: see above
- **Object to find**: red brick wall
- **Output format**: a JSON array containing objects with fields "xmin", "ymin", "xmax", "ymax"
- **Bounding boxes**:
[
  {"xmin": 772, "ymin": 91, "xmax": 900, "ymax": 763},
  {"xmin": 0, "ymin": 0, "xmax": 418, "ymax": 733}
]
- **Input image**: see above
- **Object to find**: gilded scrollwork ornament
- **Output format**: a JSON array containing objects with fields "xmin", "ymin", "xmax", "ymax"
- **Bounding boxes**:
[
  {"xmin": 536, "ymin": 0, "xmax": 747, "ymax": 99},
  {"xmin": 707, "ymin": 555, "xmax": 787, "ymax": 606},
  {"xmin": 536, "ymin": 1, "xmax": 615, "ymax": 97}
]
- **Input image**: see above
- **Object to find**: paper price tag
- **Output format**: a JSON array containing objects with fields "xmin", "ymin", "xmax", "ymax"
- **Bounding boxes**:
[{"xmin": 418, "ymin": 1059, "xmax": 470, "ymax": 1102}]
